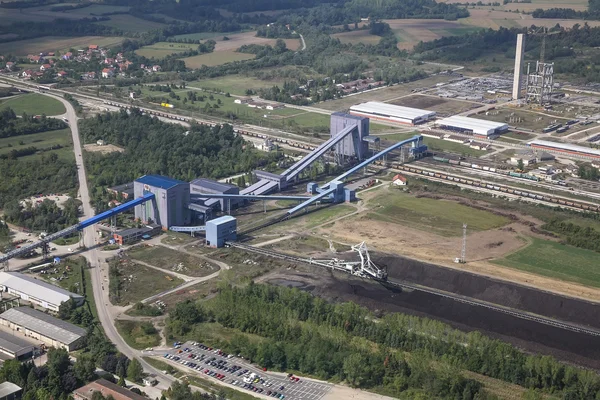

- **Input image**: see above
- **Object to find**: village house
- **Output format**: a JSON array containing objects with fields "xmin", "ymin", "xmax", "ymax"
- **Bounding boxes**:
[
  {"xmin": 152, "ymin": 65, "xmax": 162, "ymax": 72},
  {"xmin": 392, "ymin": 174, "xmax": 407, "ymax": 186},
  {"xmin": 5, "ymin": 61, "xmax": 14, "ymax": 71},
  {"xmin": 56, "ymin": 71, "xmax": 68, "ymax": 78},
  {"xmin": 101, "ymin": 68, "xmax": 115, "ymax": 78}
]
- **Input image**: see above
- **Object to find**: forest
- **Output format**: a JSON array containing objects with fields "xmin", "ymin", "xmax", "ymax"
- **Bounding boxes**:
[
  {"xmin": 165, "ymin": 283, "xmax": 600, "ymax": 399},
  {"xmin": 79, "ymin": 110, "xmax": 281, "ymax": 211},
  {"xmin": 3, "ymin": 198, "xmax": 79, "ymax": 233},
  {"xmin": 0, "ymin": 108, "xmax": 67, "ymax": 139}
]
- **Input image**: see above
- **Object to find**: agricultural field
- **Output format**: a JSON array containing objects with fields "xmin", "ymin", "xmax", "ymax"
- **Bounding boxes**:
[
  {"xmin": 0, "ymin": 128, "xmax": 73, "ymax": 161},
  {"xmin": 171, "ymin": 31, "xmax": 247, "ymax": 41},
  {"xmin": 202, "ymin": 31, "xmax": 300, "ymax": 52},
  {"xmin": 62, "ymin": 4, "xmax": 131, "ymax": 16},
  {"xmin": 111, "ymin": 260, "xmax": 183, "ymax": 306},
  {"xmin": 181, "ymin": 51, "xmax": 255, "ymax": 68},
  {"xmin": 0, "ymin": 36, "xmax": 123, "ymax": 56},
  {"xmin": 438, "ymin": 0, "xmax": 588, "ymax": 12},
  {"xmin": 0, "ymin": 94, "xmax": 65, "ymax": 115},
  {"xmin": 493, "ymin": 237, "xmax": 600, "ymax": 288},
  {"xmin": 188, "ymin": 75, "xmax": 287, "ymax": 96},
  {"xmin": 332, "ymin": 30, "xmax": 382, "ymax": 45},
  {"xmin": 135, "ymin": 42, "xmax": 197, "ymax": 59},
  {"xmin": 115, "ymin": 320, "xmax": 160, "ymax": 350},
  {"xmin": 366, "ymin": 190, "xmax": 509, "ymax": 236},
  {"xmin": 126, "ymin": 244, "xmax": 219, "ymax": 277},
  {"xmin": 96, "ymin": 14, "xmax": 166, "ymax": 33},
  {"xmin": 389, "ymin": 94, "xmax": 481, "ymax": 116}
]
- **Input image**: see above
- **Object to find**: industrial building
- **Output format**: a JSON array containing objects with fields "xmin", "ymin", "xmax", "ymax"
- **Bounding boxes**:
[
  {"xmin": 349, "ymin": 102, "xmax": 436, "ymax": 125},
  {"xmin": 113, "ymin": 223, "xmax": 161, "ymax": 245},
  {"xmin": 206, "ymin": 216, "xmax": 237, "ymax": 247},
  {"xmin": 190, "ymin": 178, "xmax": 240, "ymax": 211},
  {"xmin": 0, "ymin": 307, "xmax": 87, "ymax": 351},
  {"xmin": 528, "ymin": 140, "xmax": 600, "ymax": 159},
  {"xmin": 73, "ymin": 379, "xmax": 146, "ymax": 400},
  {"xmin": 0, "ymin": 272, "xmax": 84, "ymax": 312},
  {"xmin": 106, "ymin": 183, "xmax": 134, "ymax": 200},
  {"xmin": 0, "ymin": 330, "xmax": 35, "ymax": 360},
  {"xmin": 330, "ymin": 112, "xmax": 370, "ymax": 162},
  {"xmin": 436, "ymin": 116, "xmax": 509, "ymax": 138},
  {"xmin": 0, "ymin": 382, "xmax": 22, "ymax": 400},
  {"xmin": 134, "ymin": 175, "xmax": 190, "ymax": 229}
]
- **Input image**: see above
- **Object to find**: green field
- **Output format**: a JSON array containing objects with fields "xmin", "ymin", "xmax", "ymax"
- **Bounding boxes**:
[
  {"xmin": 0, "ymin": 94, "xmax": 65, "ymax": 115},
  {"xmin": 96, "ymin": 14, "xmax": 166, "ymax": 33},
  {"xmin": 112, "ymin": 261, "xmax": 184, "ymax": 306},
  {"xmin": 368, "ymin": 190, "xmax": 510, "ymax": 236},
  {"xmin": 172, "ymin": 31, "xmax": 245, "ymax": 41},
  {"xmin": 135, "ymin": 42, "xmax": 197, "ymax": 59},
  {"xmin": 0, "ymin": 36, "xmax": 124, "ymax": 56},
  {"xmin": 493, "ymin": 237, "xmax": 600, "ymax": 288},
  {"xmin": 115, "ymin": 320, "xmax": 160, "ymax": 350},
  {"xmin": 188, "ymin": 75, "xmax": 286, "ymax": 96},
  {"xmin": 127, "ymin": 245, "xmax": 219, "ymax": 277},
  {"xmin": 181, "ymin": 51, "xmax": 255, "ymax": 68},
  {"xmin": 64, "ymin": 4, "xmax": 130, "ymax": 16},
  {"xmin": 377, "ymin": 132, "xmax": 487, "ymax": 157},
  {"xmin": 0, "ymin": 128, "xmax": 73, "ymax": 161}
]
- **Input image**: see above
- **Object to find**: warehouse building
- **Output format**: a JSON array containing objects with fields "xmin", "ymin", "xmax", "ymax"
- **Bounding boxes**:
[
  {"xmin": 0, "ymin": 330, "xmax": 35, "ymax": 360},
  {"xmin": 349, "ymin": 102, "xmax": 436, "ymax": 125},
  {"xmin": 0, "ymin": 382, "xmax": 22, "ymax": 400},
  {"xmin": 73, "ymin": 379, "xmax": 146, "ymax": 400},
  {"xmin": 134, "ymin": 175, "xmax": 190, "ymax": 229},
  {"xmin": 0, "ymin": 307, "xmax": 86, "ymax": 351},
  {"xmin": 436, "ymin": 116, "xmax": 509, "ymax": 138},
  {"xmin": 528, "ymin": 140, "xmax": 600, "ymax": 159},
  {"xmin": 113, "ymin": 224, "xmax": 161, "ymax": 245},
  {"xmin": 0, "ymin": 272, "xmax": 84, "ymax": 312}
]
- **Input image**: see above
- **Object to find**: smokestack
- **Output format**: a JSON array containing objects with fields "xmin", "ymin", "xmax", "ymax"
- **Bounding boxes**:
[{"xmin": 512, "ymin": 33, "xmax": 525, "ymax": 100}]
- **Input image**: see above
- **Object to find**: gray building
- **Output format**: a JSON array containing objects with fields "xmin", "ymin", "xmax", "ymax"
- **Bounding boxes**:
[
  {"xmin": 0, "ymin": 307, "xmax": 87, "ymax": 351},
  {"xmin": 134, "ymin": 175, "xmax": 190, "ymax": 229},
  {"xmin": 190, "ymin": 178, "xmax": 240, "ymax": 211},
  {"xmin": 0, "ymin": 382, "xmax": 22, "ymax": 400},
  {"xmin": 330, "ymin": 112, "xmax": 369, "ymax": 161},
  {"xmin": 0, "ymin": 330, "xmax": 35, "ymax": 360},
  {"xmin": 253, "ymin": 171, "xmax": 287, "ymax": 190},
  {"xmin": 206, "ymin": 216, "xmax": 237, "ymax": 248}
]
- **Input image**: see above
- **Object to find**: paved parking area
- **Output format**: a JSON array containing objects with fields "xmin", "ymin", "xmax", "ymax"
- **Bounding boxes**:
[{"xmin": 159, "ymin": 341, "xmax": 332, "ymax": 400}]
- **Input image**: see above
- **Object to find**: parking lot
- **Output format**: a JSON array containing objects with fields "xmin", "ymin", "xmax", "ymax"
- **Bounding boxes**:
[{"xmin": 160, "ymin": 341, "xmax": 332, "ymax": 400}]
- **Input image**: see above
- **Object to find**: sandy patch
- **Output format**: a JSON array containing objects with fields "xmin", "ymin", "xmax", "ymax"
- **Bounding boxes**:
[
  {"xmin": 322, "ymin": 386, "xmax": 396, "ymax": 400},
  {"xmin": 83, "ymin": 143, "xmax": 124, "ymax": 154}
]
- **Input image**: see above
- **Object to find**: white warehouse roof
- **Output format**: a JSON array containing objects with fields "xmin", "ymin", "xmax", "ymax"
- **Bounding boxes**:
[
  {"xmin": 0, "ymin": 307, "xmax": 86, "ymax": 346},
  {"xmin": 349, "ymin": 102, "xmax": 436, "ymax": 122},
  {"xmin": 437, "ymin": 115, "xmax": 508, "ymax": 136},
  {"xmin": 0, "ymin": 272, "xmax": 83, "ymax": 307},
  {"xmin": 529, "ymin": 140, "xmax": 600, "ymax": 157}
]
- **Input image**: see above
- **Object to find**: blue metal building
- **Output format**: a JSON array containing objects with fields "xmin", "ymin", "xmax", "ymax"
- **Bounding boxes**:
[
  {"xmin": 205, "ymin": 216, "xmax": 237, "ymax": 248},
  {"xmin": 134, "ymin": 175, "xmax": 190, "ymax": 229}
]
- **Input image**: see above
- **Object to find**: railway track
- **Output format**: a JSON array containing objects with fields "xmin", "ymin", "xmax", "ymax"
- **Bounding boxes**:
[{"xmin": 230, "ymin": 242, "xmax": 600, "ymax": 338}]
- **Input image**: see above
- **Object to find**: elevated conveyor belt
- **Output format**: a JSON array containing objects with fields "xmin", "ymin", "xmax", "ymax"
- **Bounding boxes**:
[
  {"xmin": 169, "ymin": 226, "xmax": 206, "ymax": 232},
  {"xmin": 191, "ymin": 193, "xmax": 311, "ymax": 201},
  {"xmin": 240, "ymin": 179, "xmax": 278, "ymax": 196},
  {"xmin": 0, "ymin": 193, "xmax": 156, "ymax": 264},
  {"xmin": 286, "ymin": 187, "xmax": 336, "ymax": 216},
  {"xmin": 283, "ymin": 124, "xmax": 357, "ymax": 181},
  {"xmin": 322, "ymin": 135, "xmax": 422, "ymax": 189}
]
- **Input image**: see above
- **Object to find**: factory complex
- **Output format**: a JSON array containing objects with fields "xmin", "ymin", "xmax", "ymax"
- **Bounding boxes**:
[
  {"xmin": 528, "ymin": 140, "xmax": 600, "ymax": 159},
  {"xmin": 0, "ymin": 271, "xmax": 84, "ymax": 312},
  {"xmin": 435, "ymin": 115, "xmax": 509, "ymax": 138},
  {"xmin": 0, "ymin": 307, "xmax": 87, "ymax": 351},
  {"xmin": 349, "ymin": 101, "xmax": 437, "ymax": 125}
]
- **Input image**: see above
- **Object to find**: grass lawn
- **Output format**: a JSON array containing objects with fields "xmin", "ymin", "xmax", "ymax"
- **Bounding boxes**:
[
  {"xmin": 135, "ymin": 42, "xmax": 197, "ymax": 59},
  {"xmin": 172, "ymin": 31, "xmax": 246, "ymax": 41},
  {"xmin": 493, "ymin": 237, "xmax": 600, "ymax": 288},
  {"xmin": 0, "ymin": 94, "xmax": 65, "ymax": 116},
  {"xmin": 115, "ymin": 320, "xmax": 160, "ymax": 350},
  {"xmin": 96, "ymin": 14, "xmax": 166, "ymax": 33},
  {"xmin": 367, "ymin": 190, "xmax": 509, "ymax": 236},
  {"xmin": 112, "ymin": 261, "xmax": 184, "ymax": 306},
  {"xmin": 265, "ymin": 235, "xmax": 351, "ymax": 255},
  {"xmin": 181, "ymin": 51, "xmax": 255, "ymax": 68},
  {"xmin": 127, "ymin": 245, "xmax": 219, "ymax": 277},
  {"xmin": 188, "ymin": 75, "xmax": 286, "ymax": 96},
  {"xmin": 37, "ymin": 256, "xmax": 86, "ymax": 295},
  {"xmin": 0, "ymin": 128, "xmax": 73, "ymax": 161},
  {"xmin": 161, "ymin": 232, "xmax": 199, "ymax": 246},
  {"xmin": 377, "ymin": 132, "xmax": 486, "ymax": 157}
]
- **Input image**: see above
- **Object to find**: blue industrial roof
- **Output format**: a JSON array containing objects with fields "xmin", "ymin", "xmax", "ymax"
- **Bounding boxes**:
[{"xmin": 136, "ymin": 175, "xmax": 185, "ymax": 190}]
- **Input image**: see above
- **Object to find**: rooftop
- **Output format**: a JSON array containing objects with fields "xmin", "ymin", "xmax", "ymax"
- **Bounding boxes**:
[
  {"xmin": 0, "ymin": 329, "xmax": 35, "ymax": 354},
  {"xmin": 136, "ymin": 175, "xmax": 186, "ymax": 190},
  {"xmin": 0, "ymin": 382, "xmax": 21, "ymax": 397},
  {"xmin": 528, "ymin": 140, "xmax": 600, "ymax": 156},
  {"xmin": 0, "ymin": 272, "xmax": 83, "ymax": 307},
  {"xmin": 254, "ymin": 170, "xmax": 284, "ymax": 180},
  {"xmin": 0, "ymin": 307, "xmax": 87, "ymax": 345},
  {"xmin": 349, "ymin": 101, "xmax": 436, "ymax": 120},
  {"xmin": 331, "ymin": 111, "xmax": 366, "ymax": 121},
  {"xmin": 190, "ymin": 178, "xmax": 238, "ymax": 193},
  {"xmin": 73, "ymin": 379, "xmax": 146, "ymax": 400},
  {"xmin": 437, "ymin": 115, "xmax": 508, "ymax": 131},
  {"xmin": 208, "ymin": 215, "xmax": 236, "ymax": 225},
  {"xmin": 108, "ymin": 182, "xmax": 134, "ymax": 194}
]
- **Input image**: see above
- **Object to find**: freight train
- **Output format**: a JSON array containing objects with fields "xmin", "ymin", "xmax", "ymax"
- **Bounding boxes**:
[
  {"xmin": 390, "ymin": 163, "xmax": 600, "ymax": 213},
  {"xmin": 431, "ymin": 156, "xmax": 540, "ymax": 182}
]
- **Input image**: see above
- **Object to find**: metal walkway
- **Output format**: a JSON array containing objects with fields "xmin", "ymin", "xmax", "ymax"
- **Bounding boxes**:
[{"xmin": 286, "ymin": 186, "xmax": 337, "ymax": 216}]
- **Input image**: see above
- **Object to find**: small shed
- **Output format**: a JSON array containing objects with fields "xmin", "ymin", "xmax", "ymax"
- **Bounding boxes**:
[{"xmin": 392, "ymin": 174, "xmax": 407, "ymax": 186}]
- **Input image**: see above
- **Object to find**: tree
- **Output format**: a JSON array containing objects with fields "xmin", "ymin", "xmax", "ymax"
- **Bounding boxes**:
[
  {"xmin": 127, "ymin": 358, "xmax": 143, "ymax": 383},
  {"xmin": 343, "ymin": 353, "xmax": 370, "ymax": 387},
  {"xmin": 517, "ymin": 158, "xmax": 525, "ymax": 171},
  {"xmin": 74, "ymin": 354, "xmax": 96, "ymax": 382}
]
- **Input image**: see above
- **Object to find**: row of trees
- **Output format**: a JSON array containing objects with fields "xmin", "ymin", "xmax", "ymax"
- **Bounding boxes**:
[
  {"xmin": 0, "ymin": 108, "xmax": 67, "ymax": 139},
  {"xmin": 167, "ymin": 284, "xmax": 600, "ymax": 399},
  {"xmin": 542, "ymin": 219, "xmax": 600, "ymax": 252},
  {"xmin": 3, "ymin": 198, "xmax": 79, "ymax": 233}
]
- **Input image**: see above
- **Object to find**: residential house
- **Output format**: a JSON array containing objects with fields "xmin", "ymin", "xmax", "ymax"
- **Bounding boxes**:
[
  {"xmin": 21, "ymin": 70, "xmax": 33, "ymax": 79},
  {"xmin": 118, "ymin": 61, "xmax": 133, "ymax": 71},
  {"xmin": 39, "ymin": 64, "xmax": 51, "ymax": 71},
  {"xmin": 47, "ymin": 52, "xmax": 55, "ymax": 57},
  {"xmin": 234, "ymin": 97, "xmax": 252, "ymax": 104},
  {"xmin": 152, "ymin": 65, "xmax": 161, "ymax": 72},
  {"xmin": 88, "ymin": 44, "xmax": 99, "ymax": 51},
  {"xmin": 104, "ymin": 58, "xmax": 115, "ymax": 65},
  {"xmin": 62, "ymin": 52, "xmax": 73, "ymax": 60},
  {"xmin": 81, "ymin": 71, "xmax": 96, "ymax": 80},
  {"xmin": 266, "ymin": 103, "xmax": 285, "ymax": 110},
  {"xmin": 469, "ymin": 141, "xmax": 490, "ymax": 151},
  {"xmin": 101, "ymin": 68, "xmax": 115, "ymax": 78},
  {"xmin": 392, "ymin": 174, "xmax": 407, "ymax": 186},
  {"xmin": 56, "ymin": 71, "xmax": 68, "ymax": 79},
  {"xmin": 5, "ymin": 62, "xmax": 13, "ymax": 71},
  {"xmin": 28, "ymin": 55, "xmax": 41, "ymax": 63}
]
